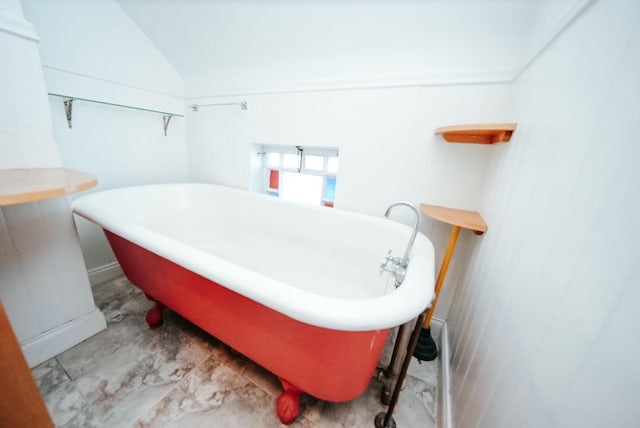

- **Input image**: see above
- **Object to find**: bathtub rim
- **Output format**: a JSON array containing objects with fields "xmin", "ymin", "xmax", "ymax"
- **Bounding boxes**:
[{"xmin": 72, "ymin": 183, "xmax": 435, "ymax": 331}]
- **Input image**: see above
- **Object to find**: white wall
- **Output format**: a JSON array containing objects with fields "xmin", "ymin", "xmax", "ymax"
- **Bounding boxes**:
[
  {"xmin": 48, "ymin": 101, "xmax": 188, "ymax": 275},
  {"xmin": 516, "ymin": 0, "xmax": 594, "ymax": 74},
  {"xmin": 171, "ymin": 0, "xmax": 586, "ymax": 322},
  {"xmin": 0, "ymin": 1, "xmax": 105, "ymax": 366},
  {"xmin": 187, "ymin": 83, "xmax": 513, "ymax": 320},
  {"xmin": 22, "ymin": 0, "xmax": 189, "ymax": 278},
  {"xmin": 447, "ymin": 0, "xmax": 640, "ymax": 426},
  {"xmin": 23, "ymin": 0, "xmax": 183, "ymax": 110}
]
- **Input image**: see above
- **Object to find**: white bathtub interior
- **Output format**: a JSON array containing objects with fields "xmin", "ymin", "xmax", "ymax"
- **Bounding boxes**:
[{"xmin": 73, "ymin": 184, "xmax": 435, "ymax": 331}]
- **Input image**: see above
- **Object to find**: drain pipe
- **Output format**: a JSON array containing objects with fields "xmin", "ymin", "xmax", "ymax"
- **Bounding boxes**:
[{"xmin": 375, "ymin": 309, "xmax": 428, "ymax": 428}]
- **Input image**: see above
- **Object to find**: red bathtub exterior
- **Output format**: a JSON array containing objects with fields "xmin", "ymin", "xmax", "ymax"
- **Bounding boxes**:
[{"xmin": 105, "ymin": 231, "xmax": 389, "ymax": 418}]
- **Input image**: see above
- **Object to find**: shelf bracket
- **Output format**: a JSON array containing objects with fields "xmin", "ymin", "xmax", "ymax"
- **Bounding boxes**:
[
  {"xmin": 295, "ymin": 145, "xmax": 303, "ymax": 172},
  {"xmin": 162, "ymin": 115, "xmax": 173, "ymax": 137},
  {"xmin": 63, "ymin": 98, "xmax": 74, "ymax": 129}
]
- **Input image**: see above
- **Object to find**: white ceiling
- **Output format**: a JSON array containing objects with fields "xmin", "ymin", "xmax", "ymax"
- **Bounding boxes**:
[{"xmin": 116, "ymin": 0, "xmax": 564, "ymax": 97}]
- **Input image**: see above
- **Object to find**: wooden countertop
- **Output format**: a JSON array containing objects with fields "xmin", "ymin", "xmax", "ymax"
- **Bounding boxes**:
[{"xmin": 0, "ymin": 168, "xmax": 97, "ymax": 206}]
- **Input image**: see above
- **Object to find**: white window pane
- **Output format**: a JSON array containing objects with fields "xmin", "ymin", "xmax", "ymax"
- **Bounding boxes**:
[
  {"xmin": 267, "ymin": 153, "xmax": 280, "ymax": 168},
  {"xmin": 304, "ymin": 155, "xmax": 324, "ymax": 171},
  {"xmin": 281, "ymin": 172, "xmax": 323, "ymax": 206},
  {"xmin": 327, "ymin": 156, "xmax": 339, "ymax": 173},
  {"xmin": 283, "ymin": 153, "xmax": 298, "ymax": 169}
]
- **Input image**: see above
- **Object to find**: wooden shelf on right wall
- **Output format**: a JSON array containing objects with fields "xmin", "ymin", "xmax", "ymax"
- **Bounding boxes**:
[
  {"xmin": 435, "ymin": 123, "xmax": 517, "ymax": 144},
  {"xmin": 420, "ymin": 204, "xmax": 487, "ymax": 235}
]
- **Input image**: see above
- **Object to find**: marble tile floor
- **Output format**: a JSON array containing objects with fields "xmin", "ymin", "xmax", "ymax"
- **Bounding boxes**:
[{"xmin": 32, "ymin": 276, "xmax": 438, "ymax": 428}]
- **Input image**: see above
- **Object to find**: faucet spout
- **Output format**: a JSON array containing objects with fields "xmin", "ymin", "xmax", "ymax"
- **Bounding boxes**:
[{"xmin": 384, "ymin": 201, "xmax": 421, "ymax": 268}]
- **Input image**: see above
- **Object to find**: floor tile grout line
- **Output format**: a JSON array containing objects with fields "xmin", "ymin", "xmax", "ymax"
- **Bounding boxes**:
[
  {"xmin": 71, "ymin": 375, "xmax": 111, "ymax": 427},
  {"xmin": 55, "ymin": 356, "xmax": 74, "ymax": 382},
  {"xmin": 126, "ymin": 379, "xmax": 181, "ymax": 427}
]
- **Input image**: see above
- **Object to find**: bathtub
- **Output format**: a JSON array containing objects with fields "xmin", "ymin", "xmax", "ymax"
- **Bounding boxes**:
[{"xmin": 72, "ymin": 183, "xmax": 434, "ymax": 424}]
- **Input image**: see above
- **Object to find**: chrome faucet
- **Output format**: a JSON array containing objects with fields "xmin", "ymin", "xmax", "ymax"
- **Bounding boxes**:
[
  {"xmin": 379, "ymin": 249, "xmax": 407, "ymax": 287},
  {"xmin": 379, "ymin": 201, "xmax": 421, "ymax": 286}
]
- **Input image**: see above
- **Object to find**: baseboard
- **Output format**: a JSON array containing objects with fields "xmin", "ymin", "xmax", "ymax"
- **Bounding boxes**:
[
  {"xmin": 433, "ymin": 317, "xmax": 453, "ymax": 428},
  {"xmin": 21, "ymin": 307, "xmax": 106, "ymax": 368},
  {"xmin": 88, "ymin": 261, "xmax": 123, "ymax": 286}
]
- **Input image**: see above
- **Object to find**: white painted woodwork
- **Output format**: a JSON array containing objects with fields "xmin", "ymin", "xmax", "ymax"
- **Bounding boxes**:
[
  {"xmin": 446, "ymin": 1, "xmax": 640, "ymax": 426},
  {"xmin": 0, "ymin": 3, "xmax": 105, "ymax": 367}
]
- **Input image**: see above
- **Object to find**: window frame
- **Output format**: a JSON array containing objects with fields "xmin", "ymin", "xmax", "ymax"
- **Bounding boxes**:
[{"xmin": 262, "ymin": 145, "xmax": 339, "ymax": 207}]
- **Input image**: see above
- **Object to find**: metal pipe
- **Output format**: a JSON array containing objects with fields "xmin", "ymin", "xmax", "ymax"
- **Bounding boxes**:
[
  {"xmin": 384, "ymin": 201, "xmax": 420, "ymax": 268},
  {"xmin": 380, "ymin": 320, "xmax": 413, "ymax": 405},
  {"xmin": 387, "ymin": 323, "xmax": 411, "ymax": 377},
  {"xmin": 375, "ymin": 309, "xmax": 428, "ymax": 428},
  {"xmin": 189, "ymin": 101, "xmax": 248, "ymax": 111}
]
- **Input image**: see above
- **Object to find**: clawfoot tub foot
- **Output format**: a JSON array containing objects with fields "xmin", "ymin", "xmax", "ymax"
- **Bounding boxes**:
[
  {"xmin": 144, "ymin": 293, "xmax": 165, "ymax": 329},
  {"xmin": 277, "ymin": 378, "xmax": 303, "ymax": 425}
]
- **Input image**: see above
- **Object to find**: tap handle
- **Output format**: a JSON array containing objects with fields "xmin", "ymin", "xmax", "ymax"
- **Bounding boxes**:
[
  {"xmin": 379, "ymin": 262, "xmax": 389, "ymax": 275},
  {"xmin": 379, "ymin": 250, "xmax": 392, "ymax": 275}
]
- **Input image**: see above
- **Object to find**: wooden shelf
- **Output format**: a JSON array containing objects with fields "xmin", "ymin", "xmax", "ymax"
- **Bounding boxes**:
[
  {"xmin": 435, "ymin": 123, "xmax": 517, "ymax": 144},
  {"xmin": 420, "ymin": 204, "xmax": 487, "ymax": 234},
  {"xmin": 0, "ymin": 168, "xmax": 97, "ymax": 206}
]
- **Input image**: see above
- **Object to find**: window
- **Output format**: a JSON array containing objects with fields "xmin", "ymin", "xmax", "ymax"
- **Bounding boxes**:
[{"xmin": 262, "ymin": 145, "xmax": 338, "ymax": 207}]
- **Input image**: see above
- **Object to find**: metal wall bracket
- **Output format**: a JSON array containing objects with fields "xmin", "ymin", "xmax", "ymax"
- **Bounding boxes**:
[
  {"xmin": 50, "ymin": 93, "xmax": 184, "ymax": 135},
  {"xmin": 162, "ymin": 115, "xmax": 173, "ymax": 137},
  {"xmin": 63, "ymin": 98, "xmax": 74, "ymax": 129},
  {"xmin": 295, "ymin": 145, "xmax": 303, "ymax": 172}
]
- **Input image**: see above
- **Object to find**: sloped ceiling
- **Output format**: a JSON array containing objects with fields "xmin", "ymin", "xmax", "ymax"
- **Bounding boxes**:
[{"xmin": 117, "ymin": 0, "xmax": 564, "ymax": 97}]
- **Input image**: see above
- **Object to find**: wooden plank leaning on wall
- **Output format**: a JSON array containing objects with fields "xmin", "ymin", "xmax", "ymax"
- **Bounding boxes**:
[{"xmin": 0, "ymin": 301, "xmax": 53, "ymax": 427}]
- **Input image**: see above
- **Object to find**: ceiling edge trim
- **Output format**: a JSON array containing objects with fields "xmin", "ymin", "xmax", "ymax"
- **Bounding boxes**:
[
  {"xmin": 42, "ymin": 65, "xmax": 184, "ymax": 100},
  {"xmin": 0, "ymin": 11, "xmax": 40, "ymax": 42},
  {"xmin": 512, "ymin": 0, "xmax": 598, "ymax": 81},
  {"xmin": 183, "ymin": 72, "xmax": 515, "ymax": 100},
  {"xmin": 184, "ymin": 0, "xmax": 596, "ymax": 99}
]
